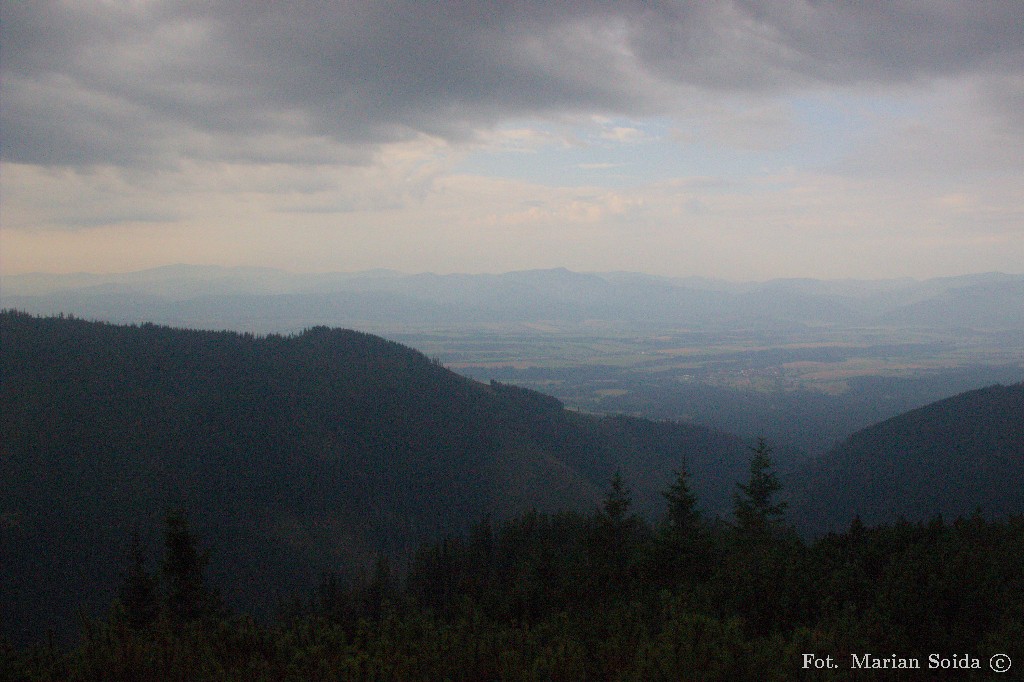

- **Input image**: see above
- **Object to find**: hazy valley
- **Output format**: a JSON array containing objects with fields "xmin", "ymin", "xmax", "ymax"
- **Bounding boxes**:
[
  {"xmin": 3, "ymin": 269, "xmax": 1023, "ymax": 675},
  {"xmin": 5, "ymin": 265, "xmax": 1021, "ymax": 459}
]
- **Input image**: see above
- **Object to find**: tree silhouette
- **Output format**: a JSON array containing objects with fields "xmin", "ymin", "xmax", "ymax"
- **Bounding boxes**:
[
  {"xmin": 733, "ymin": 438, "xmax": 787, "ymax": 538},
  {"xmin": 656, "ymin": 465, "xmax": 711, "ymax": 585},
  {"xmin": 663, "ymin": 465, "xmax": 701, "ymax": 536},
  {"xmin": 117, "ymin": 529, "xmax": 159, "ymax": 629},
  {"xmin": 161, "ymin": 508, "xmax": 219, "ymax": 623},
  {"xmin": 590, "ymin": 471, "xmax": 644, "ymax": 596}
]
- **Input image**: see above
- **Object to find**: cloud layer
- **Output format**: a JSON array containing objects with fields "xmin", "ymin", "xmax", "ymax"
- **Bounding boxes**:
[
  {"xmin": 1, "ymin": 1, "xmax": 1022, "ymax": 279},
  {"xmin": 4, "ymin": 1, "xmax": 1021, "ymax": 167}
]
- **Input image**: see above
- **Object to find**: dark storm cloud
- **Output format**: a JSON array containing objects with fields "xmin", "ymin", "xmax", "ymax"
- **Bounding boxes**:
[{"xmin": 2, "ymin": 0, "xmax": 1021, "ymax": 167}]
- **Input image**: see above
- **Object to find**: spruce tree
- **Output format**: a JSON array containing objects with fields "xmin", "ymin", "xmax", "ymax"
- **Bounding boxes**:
[
  {"xmin": 733, "ymin": 438, "xmax": 787, "ymax": 538},
  {"xmin": 590, "ymin": 471, "xmax": 642, "ymax": 596},
  {"xmin": 603, "ymin": 470, "xmax": 632, "ymax": 524},
  {"xmin": 161, "ymin": 508, "xmax": 219, "ymax": 623},
  {"xmin": 656, "ymin": 465, "xmax": 710, "ymax": 586},
  {"xmin": 663, "ymin": 465, "xmax": 700, "ymax": 536},
  {"xmin": 118, "ymin": 528, "xmax": 159, "ymax": 629}
]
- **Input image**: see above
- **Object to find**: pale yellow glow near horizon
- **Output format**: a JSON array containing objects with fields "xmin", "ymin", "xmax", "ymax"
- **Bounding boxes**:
[{"xmin": 2, "ymin": 150, "xmax": 1022, "ymax": 280}]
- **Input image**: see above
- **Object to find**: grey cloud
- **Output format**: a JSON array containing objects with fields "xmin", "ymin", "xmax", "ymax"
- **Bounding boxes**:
[
  {"xmin": 730, "ymin": 1, "xmax": 1022, "ymax": 85},
  {"xmin": 629, "ymin": 1, "xmax": 1023, "ymax": 90},
  {"xmin": 2, "ymin": 0, "xmax": 1021, "ymax": 168},
  {"xmin": 976, "ymin": 73, "xmax": 1024, "ymax": 136},
  {"xmin": 195, "ymin": 1, "xmax": 658, "ymax": 139}
]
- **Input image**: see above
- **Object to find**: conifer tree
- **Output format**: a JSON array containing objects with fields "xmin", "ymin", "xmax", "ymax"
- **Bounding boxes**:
[
  {"xmin": 603, "ymin": 470, "xmax": 632, "ymax": 524},
  {"xmin": 161, "ymin": 508, "xmax": 219, "ymax": 623},
  {"xmin": 590, "ymin": 471, "xmax": 643, "ymax": 595},
  {"xmin": 663, "ymin": 465, "xmax": 701, "ymax": 537},
  {"xmin": 656, "ymin": 465, "xmax": 711, "ymax": 586},
  {"xmin": 733, "ymin": 438, "xmax": 787, "ymax": 538},
  {"xmin": 118, "ymin": 529, "xmax": 159, "ymax": 629}
]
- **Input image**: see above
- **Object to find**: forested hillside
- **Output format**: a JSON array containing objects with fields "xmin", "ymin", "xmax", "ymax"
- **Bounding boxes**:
[
  {"xmin": 5, "ymin": 311, "xmax": 1022, "ymax": 658},
  {"xmin": 0, "ymin": 311, "xmax": 750, "ymax": 642},
  {"xmin": 788, "ymin": 382, "xmax": 1024, "ymax": 534},
  {"xmin": 7, "ymin": 472, "xmax": 1024, "ymax": 680}
]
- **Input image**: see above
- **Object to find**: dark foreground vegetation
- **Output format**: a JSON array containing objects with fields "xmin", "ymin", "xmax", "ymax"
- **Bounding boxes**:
[
  {"xmin": 5, "ymin": 445, "xmax": 1023, "ymax": 681},
  {"xmin": 0, "ymin": 311, "xmax": 751, "ymax": 641},
  {"xmin": 4, "ymin": 312, "xmax": 1023, "ymax": 679}
]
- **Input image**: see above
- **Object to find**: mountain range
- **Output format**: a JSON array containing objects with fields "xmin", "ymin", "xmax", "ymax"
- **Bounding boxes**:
[{"xmin": 4, "ymin": 265, "xmax": 1023, "ymax": 332}]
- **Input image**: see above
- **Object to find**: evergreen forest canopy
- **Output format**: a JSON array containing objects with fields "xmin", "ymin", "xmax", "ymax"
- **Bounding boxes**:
[
  {"xmin": 0, "ymin": 311, "xmax": 749, "ymax": 642},
  {"xmin": 790, "ymin": 382, "xmax": 1024, "ymax": 533},
  {"xmin": 5, "ymin": 456, "xmax": 1024, "ymax": 680},
  {"xmin": 2, "ymin": 311, "xmax": 1023, "ymax": 679}
]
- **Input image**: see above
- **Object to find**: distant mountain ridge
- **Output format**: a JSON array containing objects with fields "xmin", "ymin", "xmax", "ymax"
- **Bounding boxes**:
[
  {"xmin": 788, "ymin": 382, "xmax": 1024, "ymax": 534},
  {"xmin": 4, "ymin": 266, "xmax": 1022, "ymax": 332}
]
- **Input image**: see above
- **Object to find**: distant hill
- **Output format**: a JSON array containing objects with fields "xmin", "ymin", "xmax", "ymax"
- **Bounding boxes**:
[
  {"xmin": 876, "ymin": 279, "xmax": 1024, "ymax": 328},
  {"xmin": 0, "ymin": 311, "xmax": 750, "ymax": 642},
  {"xmin": 4, "ymin": 266, "xmax": 1023, "ymax": 332},
  {"xmin": 789, "ymin": 383, "xmax": 1024, "ymax": 534}
]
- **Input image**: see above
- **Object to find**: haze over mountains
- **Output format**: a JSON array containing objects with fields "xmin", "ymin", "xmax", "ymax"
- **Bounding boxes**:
[
  {"xmin": 4, "ymin": 265, "xmax": 1024, "ymax": 332},
  {"xmin": 3, "ymin": 268, "xmax": 1022, "ymax": 643},
  {"xmin": 4, "ymin": 265, "xmax": 1020, "ymax": 461}
]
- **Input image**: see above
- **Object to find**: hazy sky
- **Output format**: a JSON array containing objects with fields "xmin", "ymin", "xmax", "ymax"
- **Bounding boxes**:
[{"xmin": 2, "ymin": 1, "xmax": 1022, "ymax": 280}]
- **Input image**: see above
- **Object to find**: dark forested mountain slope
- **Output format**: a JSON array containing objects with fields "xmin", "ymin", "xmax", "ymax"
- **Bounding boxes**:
[
  {"xmin": 789, "ymin": 382, "xmax": 1024, "ymax": 534},
  {"xmin": 0, "ymin": 311, "xmax": 750, "ymax": 641}
]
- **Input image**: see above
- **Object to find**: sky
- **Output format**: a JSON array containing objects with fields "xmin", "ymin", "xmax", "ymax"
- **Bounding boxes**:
[{"xmin": 1, "ymin": 1, "xmax": 1022, "ymax": 281}]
